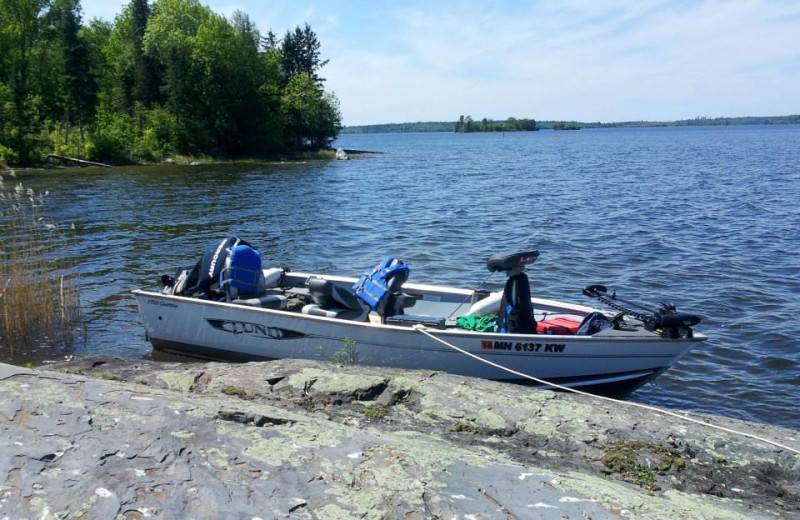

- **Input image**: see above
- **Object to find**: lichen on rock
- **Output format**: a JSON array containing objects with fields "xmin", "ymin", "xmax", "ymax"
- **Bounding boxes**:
[{"xmin": 0, "ymin": 357, "xmax": 797, "ymax": 519}]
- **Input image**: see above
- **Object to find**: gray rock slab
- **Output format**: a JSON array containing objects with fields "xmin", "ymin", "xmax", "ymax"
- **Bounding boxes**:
[
  {"xmin": 0, "ymin": 358, "xmax": 797, "ymax": 519},
  {"xmin": 0, "ymin": 390, "xmax": 20, "ymax": 421}
]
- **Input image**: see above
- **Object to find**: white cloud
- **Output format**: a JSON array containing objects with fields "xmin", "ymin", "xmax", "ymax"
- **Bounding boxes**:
[{"xmin": 327, "ymin": 0, "xmax": 800, "ymax": 124}]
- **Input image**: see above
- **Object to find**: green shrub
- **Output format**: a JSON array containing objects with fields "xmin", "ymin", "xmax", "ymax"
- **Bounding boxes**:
[
  {"xmin": 0, "ymin": 144, "xmax": 18, "ymax": 166},
  {"xmin": 91, "ymin": 111, "xmax": 135, "ymax": 163},
  {"xmin": 130, "ymin": 107, "xmax": 178, "ymax": 161},
  {"xmin": 48, "ymin": 123, "xmax": 95, "ymax": 159}
]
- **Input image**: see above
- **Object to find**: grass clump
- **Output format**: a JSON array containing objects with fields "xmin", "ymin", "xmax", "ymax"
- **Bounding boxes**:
[
  {"xmin": 450, "ymin": 421, "xmax": 479, "ymax": 434},
  {"xmin": 332, "ymin": 337, "xmax": 357, "ymax": 364},
  {"xmin": 362, "ymin": 405, "xmax": 389, "ymax": 420},
  {"xmin": 221, "ymin": 385, "xmax": 248, "ymax": 398},
  {"xmin": 594, "ymin": 440, "xmax": 686, "ymax": 490},
  {"xmin": 0, "ymin": 170, "xmax": 82, "ymax": 364},
  {"xmin": 93, "ymin": 372, "xmax": 124, "ymax": 382}
]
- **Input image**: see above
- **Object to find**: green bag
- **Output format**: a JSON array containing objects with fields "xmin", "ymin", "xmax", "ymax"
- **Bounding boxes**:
[{"xmin": 455, "ymin": 314, "xmax": 498, "ymax": 333}]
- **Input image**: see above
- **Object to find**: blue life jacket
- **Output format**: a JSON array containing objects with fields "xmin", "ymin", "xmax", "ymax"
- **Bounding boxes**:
[
  {"xmin": 352, "ymin": 257, "xmax": 409, "ymax": 311},
  {"xmin": 221, "ymin": 244, "xmax": 262, "ymax": 296}
]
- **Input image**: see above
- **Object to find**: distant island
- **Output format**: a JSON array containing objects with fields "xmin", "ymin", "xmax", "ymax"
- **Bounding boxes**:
[
  {"xmin": 454, "ymin": 116, "xmax": 538, "ymax": 133},
  {"xmin": 341, "ymin": 115, "xmax": 800, "ymax": 134},
  {"xmin": 553, "ymin": 122, "xmax": 581, "ymax": 131}
]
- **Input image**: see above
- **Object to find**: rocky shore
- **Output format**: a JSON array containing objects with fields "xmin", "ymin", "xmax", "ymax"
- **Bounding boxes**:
[{"xmin": 1, "ymin": 357, "xmax": 798, "ymax": 519}]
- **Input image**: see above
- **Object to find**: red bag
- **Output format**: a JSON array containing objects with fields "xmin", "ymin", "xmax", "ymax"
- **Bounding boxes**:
[{"xmin": 537, "ymin": 316, "xmax": 582, "ymax": 335}]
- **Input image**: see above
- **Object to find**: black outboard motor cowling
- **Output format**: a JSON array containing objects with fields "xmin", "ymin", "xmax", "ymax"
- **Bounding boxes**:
[{"xmin": 174, "ymin": 237, "xmax": 253, "ymax": 298}]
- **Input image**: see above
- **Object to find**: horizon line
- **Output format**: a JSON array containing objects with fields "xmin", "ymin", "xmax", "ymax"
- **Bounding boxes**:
[{"xmin": 343, "ymin": 114, "xmax": 800, "ymax": 128}]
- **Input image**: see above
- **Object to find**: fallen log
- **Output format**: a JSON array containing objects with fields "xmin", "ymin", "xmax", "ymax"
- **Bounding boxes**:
[{"xmin": 45, "ymin": 153, "xmax": 111, "ymax": 168}]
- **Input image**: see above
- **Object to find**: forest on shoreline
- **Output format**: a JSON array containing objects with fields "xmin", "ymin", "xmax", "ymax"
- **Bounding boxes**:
[
  {"xmin": 453, "ymin": 115, "xmax": 538, "ymax": 133},
  {"xmin": 342, "ymin": 115, "xmax": 800, "ymax": 134},
  {"xmin": 0, "ymin": 0, "xmax": 341, "ymax": 167}
]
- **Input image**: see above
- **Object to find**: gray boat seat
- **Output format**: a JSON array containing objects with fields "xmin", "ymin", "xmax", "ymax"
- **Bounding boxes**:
[
  {"xmin": 227, "ymin": 267, "xmax": 288, "ymax": 309},
  {"xmin": 381, "ymin": 268, "xmax": 417, "ymax": 318},
  {"xmin": 232, "ymin": 293, "xmax": 287, "ymax": 309},
  {"xmin": 223, "ymin": 264, "xmax": 286, "ymax": 301},
  {"xmin": 223, "ymin": 264, "xmax": 288, "ymax": 309},
  {"xmin": 302, "ymin": 277, "xmax": 368, "ymax": 321}
]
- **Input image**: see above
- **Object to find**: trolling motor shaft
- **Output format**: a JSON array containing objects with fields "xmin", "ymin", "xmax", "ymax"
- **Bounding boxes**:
[{"xmin": 583, "ymin": 284, "xmax": 701, "ymax": 339}]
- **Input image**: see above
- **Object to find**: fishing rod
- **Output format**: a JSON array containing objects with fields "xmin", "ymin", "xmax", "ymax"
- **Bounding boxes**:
[{"xmin": 446, "ymin": 218, "xmax": 552, "ymax": 321}]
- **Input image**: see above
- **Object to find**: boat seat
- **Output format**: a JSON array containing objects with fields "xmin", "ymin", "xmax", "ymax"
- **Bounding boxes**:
[
  {"xmin": 232, "ymin": 293, "xmax": 288, "ymax": 310},
  {"xmin": 302, "ymin": 277, "xmax": 368, "ymax": 321},
  {"xmin": 384, "ymin": 292, "xmax": 418, "ymax": 318},
  {"xmin": 486, "ymin": 250, "xmax": 539, "ymax": 272},
  {"xmin": 352, "ymin": 257, "xmax": 416, "ymax": 320},
  {"xmin": 219, "ymin": 248, "xmax": 289, "ymax": 309}
]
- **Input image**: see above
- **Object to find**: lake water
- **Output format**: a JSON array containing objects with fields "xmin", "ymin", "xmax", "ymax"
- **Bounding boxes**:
[{"xmin": 9, "ymin": 125, "xmax": 800, "ymax": 430}]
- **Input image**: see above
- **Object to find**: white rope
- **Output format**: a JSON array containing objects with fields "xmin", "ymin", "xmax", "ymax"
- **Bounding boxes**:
[{"xmin": 412, "ymin": 324, "xmax": 800, "ymax": 456}]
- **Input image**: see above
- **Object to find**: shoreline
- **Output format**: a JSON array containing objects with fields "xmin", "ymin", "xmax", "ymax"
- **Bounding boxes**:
[{"xmin": 1, "ymin": 148, "xmax": 377, "ymax": 174}]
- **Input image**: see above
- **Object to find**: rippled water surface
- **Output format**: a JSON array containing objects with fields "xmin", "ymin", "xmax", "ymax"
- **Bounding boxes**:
[{"xmin": 12, "ymin": 125, "xmax": 800, "ymax": 429}]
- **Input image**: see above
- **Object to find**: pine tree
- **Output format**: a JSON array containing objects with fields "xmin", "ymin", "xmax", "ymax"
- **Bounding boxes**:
[
  {"xmin": 130, "ymin": 0, "xmax": 159, "ymax": 107},
  {"xmin": 280, "ymin": 23, "xmax": 328, "ymax": 87},
  {"xmin": 50, "ymin": 0, "xmax": 95, "ymax": 139}
]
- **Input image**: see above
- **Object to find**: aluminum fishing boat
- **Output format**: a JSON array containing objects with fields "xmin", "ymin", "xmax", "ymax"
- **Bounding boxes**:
[{"xmin": 134, "ymin": 238, "xmax": 705, "ymax": 396}]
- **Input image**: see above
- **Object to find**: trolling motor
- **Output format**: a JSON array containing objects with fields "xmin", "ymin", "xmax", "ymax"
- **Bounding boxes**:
[
  {"xmin": 486, "ymin": 250, "xmax": 540, "ymax": 333},
  {"xmin": 582, "ymin": 284, "xmax": 701, "ymax": 339}
]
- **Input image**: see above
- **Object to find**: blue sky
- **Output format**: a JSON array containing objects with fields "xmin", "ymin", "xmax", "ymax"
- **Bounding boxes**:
[{"xmin": 80, "ymin": 0, "xmax": 800, "ymax": 126}]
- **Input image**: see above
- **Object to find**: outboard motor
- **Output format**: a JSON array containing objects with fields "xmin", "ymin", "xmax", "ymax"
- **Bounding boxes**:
[
  {"xmin": 167, "ymin": 237, "xmax": 255, "ymax": 299},
  {"xmin": 486, "ymin": 251, "xmax": 539, "ymax": 334}
]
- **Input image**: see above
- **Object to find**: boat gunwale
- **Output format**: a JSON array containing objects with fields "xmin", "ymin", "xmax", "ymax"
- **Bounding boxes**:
[{"xmin": 132, "ymin": 288, "xmax": 707, "ymax": 343}]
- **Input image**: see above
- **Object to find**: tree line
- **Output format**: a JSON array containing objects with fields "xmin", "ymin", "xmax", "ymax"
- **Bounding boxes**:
[
  {"xmin": 552, "ymin": 122, "xmax": 580, "ymax": 130},
  {"xmin": 342, "ymin": 115, "xmax": 800, "ymax": 134},
  {"xmin": 454, "ymin": 116, "xmax": 538, "ymax": 133},
  {"xmin": 0, "ymin": 0, "xmax": 341, "ymax": 166},
  {"xmin": 340, "ymin": 121, "xmax": 455, "ymax": 134}
]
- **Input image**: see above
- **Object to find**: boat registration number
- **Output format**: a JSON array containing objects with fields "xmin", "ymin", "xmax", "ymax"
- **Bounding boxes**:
[{"xmin": 481, "ymin": 341, "xmax": 566, "ymax": 353}]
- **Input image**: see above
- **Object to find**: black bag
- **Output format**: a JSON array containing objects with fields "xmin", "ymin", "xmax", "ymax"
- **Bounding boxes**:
[{"xmin": 576, "ymin": 312, "xmax": 612, "ymax": 335}]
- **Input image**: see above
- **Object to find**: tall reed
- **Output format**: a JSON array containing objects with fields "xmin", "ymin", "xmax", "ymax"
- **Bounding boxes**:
[{"xmin": 0, "ymin": 170, "xmax": 82, "ymax": 364}]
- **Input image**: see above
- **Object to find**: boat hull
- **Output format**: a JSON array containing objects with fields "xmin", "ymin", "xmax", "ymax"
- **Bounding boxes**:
[{"xmin": 134, "ymin": 290, "xmax": 703, "ymax": 396}]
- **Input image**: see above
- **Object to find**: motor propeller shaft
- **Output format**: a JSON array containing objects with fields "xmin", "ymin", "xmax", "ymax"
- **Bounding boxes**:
[{"xmin": 582, "ymin": 284, "xmax": 701, "ymax": 338}]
